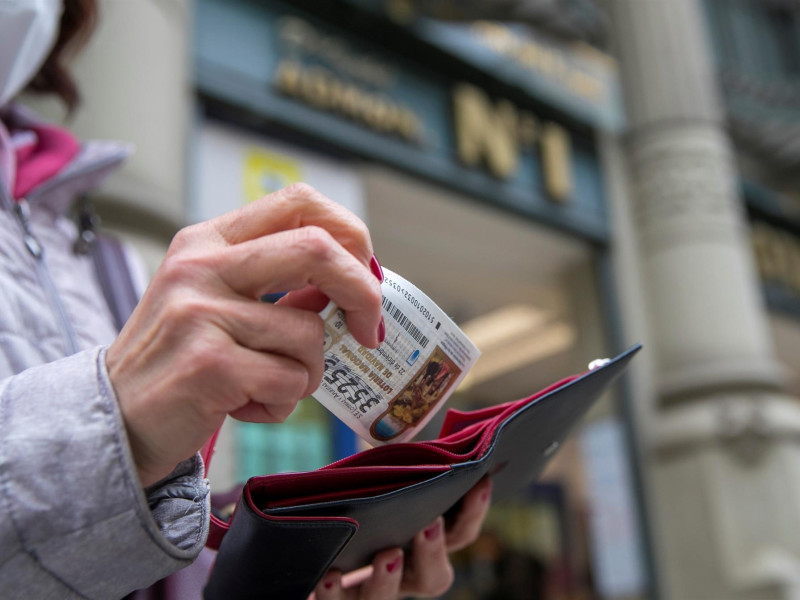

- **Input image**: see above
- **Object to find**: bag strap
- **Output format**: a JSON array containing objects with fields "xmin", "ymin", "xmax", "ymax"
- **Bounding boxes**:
[
  {"xmin": 91, "ymin": 234, "xmax": 140, "ymax": 331},
  {"xmin": 78, "ymin": 197, "xmax": 139, "ymax": 331},
  {"xmin": 201, "ymin": 428, "xmax": 231, "ymax": 549}
]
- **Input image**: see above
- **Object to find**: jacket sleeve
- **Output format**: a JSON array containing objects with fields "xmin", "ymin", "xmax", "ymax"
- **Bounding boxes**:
[{"xmin": 0, "ymin": 345, "xmax": 210, "ymax": 599}]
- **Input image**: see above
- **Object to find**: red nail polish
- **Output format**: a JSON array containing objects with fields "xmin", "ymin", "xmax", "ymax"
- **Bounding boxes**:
[
  {"xmin": 378, "ymin": 317, "xmax": 386, "ymax": 344},
  {"xmin": 386, "ymin": 556, "xmax": 402, "ymax": 573},
  {"xmin": 324, "ymin": 581, "xmax": 334, "ymax": 590},
  {"xmin": 481, "ymin": 489, "xmax": 490, "ymax": 502},
  {"xmin": 424, "ymin": 520, "xmax": 441, "ymax": 541},
  {"xmin": 370, "ymin": 255, "xmax": 384, "ymax": 283}
]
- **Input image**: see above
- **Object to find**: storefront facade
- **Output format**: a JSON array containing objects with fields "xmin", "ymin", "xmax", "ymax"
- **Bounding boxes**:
[{"xmin": 191, "ymin": 1, "xmax": 647, "ymax": 599}]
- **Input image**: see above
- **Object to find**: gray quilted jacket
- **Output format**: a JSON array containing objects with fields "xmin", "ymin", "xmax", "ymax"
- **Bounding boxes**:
[{"xmin": 0, "ymin": 106, "xmax": 210, "ymax": 599}]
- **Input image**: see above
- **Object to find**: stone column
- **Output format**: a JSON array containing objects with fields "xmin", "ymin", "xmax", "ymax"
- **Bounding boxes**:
[{"xmin": 608, "ymin": 1, "xmax": 800, "ymax": 598}]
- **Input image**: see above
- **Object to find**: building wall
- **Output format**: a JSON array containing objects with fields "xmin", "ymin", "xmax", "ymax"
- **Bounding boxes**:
[{"xmin": 22, "ymin": 0, "xmax": 192, "ymax": 273}]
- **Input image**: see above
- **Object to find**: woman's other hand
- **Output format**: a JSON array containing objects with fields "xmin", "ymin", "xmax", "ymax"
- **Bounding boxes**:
[
  {"xmin": 106, "ymin": 183, "xmax": 384, "ymax": 487},
  {"xmin": 312, "ymin": 477, "xmax": 493, "ymax": 599}
]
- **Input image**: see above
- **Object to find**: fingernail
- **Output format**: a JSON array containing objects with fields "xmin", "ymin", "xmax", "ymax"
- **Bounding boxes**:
[
  {"xmin": 386, "ymin": 555, "xmax": 403, "ymax": 573},
  {"xmin": 370, "ymin": 254, "xmax": 384, "ymax": 283},
  {"xmin": 324, "ymin": 581, "xmax": 334, "ymax": 590},
  {"xmin": 424, "ymin": 519, "xmax": 442, "ymax": 541},
  {"xmin": 378, "ymin": 316, "xmax": 386, "ymax": 344}
]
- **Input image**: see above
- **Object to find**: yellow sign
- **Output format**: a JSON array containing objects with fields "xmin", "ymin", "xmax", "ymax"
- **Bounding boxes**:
[
  {"xmin": 243, "ymin": 149, "xmax": 303, "ymax": 204},
  {"xmin": 453, "ymin": 83, "xmax": 573, "ymax": 203}
]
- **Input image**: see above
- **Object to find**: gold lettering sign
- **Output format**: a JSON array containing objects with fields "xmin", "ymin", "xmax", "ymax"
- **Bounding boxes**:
[
  {"xmin": 453, "ymin": 83, "xmax": 573, "ymax": 202},
  {"xmin": 541, "ymin": 123, "xmax": 571, "ymax": 204},
  {"xmin": 453, "ymin": 84, "xmax": 519, "ymax": 179},
  {"xmin": 751, "ymin": 222, "xmax": 800, "ymax": 294},
  {"xmin": 274, "ymin": 60, "xmax": 423, "ymax": 144},
  {"xmin": 278, "ymin": 17, "xmax": 396, "ymax": 88},
  {"xmin": 470, "ymin": 22, "xmax": 607, "ymax": 103}
]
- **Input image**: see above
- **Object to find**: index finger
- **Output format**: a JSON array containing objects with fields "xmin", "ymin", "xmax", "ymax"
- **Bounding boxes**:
[{"xmin": 211, "ymin": 183, "xmax": 373, "ymax": 263}]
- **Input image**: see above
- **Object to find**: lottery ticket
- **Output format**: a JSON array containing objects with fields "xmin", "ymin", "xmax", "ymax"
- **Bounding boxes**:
[{"xmin": 313, "ymin": 267, "xmax": 481, "ymax": 445}]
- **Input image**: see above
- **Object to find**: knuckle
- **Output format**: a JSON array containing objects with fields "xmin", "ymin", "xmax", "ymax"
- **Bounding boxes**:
[
  {"xmin": 345, "ymin": 216, "xmax": 372, "ymax": 254},
  {"xmin": 295, "ymin": 225, "xmax": 336, "ymax": 262},
  {"xmin": 182, "ymin": 337, "xmax": 227, "ymax": 382},
  {"xmin": 289, "ymin": 363, "xmax": 311, "ymax": 398},
  {"xmin": 259, "ymin": 360, "xmax": 309, "ymax": 419},
  {"xmin": 270, "ymin": 402, "xmax": 296, "ymax": 423},
  {"xmin": 169, "ymin": 224, "xmax": 201, "ymax": 252},
  {"xmin": 281, "ymin": 181, "xmax": 318, "ymax": 201},
  {"xmin": 157, "ymin": 255, "xmax": 188, "ymax": 285},
  {"xmin": 158, "ymin": 251, "xmax": 205, "ymax": 287},
  {"xmin": 298, "ymin": 310, "xmax": 325, "ymax": 345},
  {"xmin": 163, "ymin": 294, "xmax": 212, "ymax": 326}
]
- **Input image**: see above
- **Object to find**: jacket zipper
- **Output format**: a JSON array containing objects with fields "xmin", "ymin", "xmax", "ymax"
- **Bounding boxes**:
[
  {"xmin": 12, "ymin": 197, "xmax": 80, "ymax": 355},
  {"xmin": 0, "ymin": 146, "xmax": 129, "ymax": 355}
]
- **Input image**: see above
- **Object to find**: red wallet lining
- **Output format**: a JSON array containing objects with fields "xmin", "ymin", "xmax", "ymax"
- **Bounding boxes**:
[
  {"xmin": 320, "ymin": 375, "xmax": 580, "ymax": 471},
  {"xmin": 250, "ymin": 465, "xmax": 451, "ymax": 510},
  {"xmin": 421, "ymin": 375, "xmax": 579, "ymax": 459}
]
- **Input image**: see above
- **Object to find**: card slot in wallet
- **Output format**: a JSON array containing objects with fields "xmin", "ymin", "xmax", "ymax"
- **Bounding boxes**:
[
  {"xmin": 251, "ymin": 465, "xmax": 451, "ymax": 509},
  {"xmin": 322, "ymin": 442, "xmax": 460, "ymax": 468},
  {"xmin": 204, "ymin": 345, "xmax": 640, "ymax": 600}
]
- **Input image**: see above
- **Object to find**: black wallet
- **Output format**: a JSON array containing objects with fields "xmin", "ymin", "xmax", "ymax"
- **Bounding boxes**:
[{"xmin": 203, "ymin": 345, "xmax": 640, "ymax": 599}]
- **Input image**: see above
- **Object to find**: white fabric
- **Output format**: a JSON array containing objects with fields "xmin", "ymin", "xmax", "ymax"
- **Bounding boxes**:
[{"xmin": 0, "ymin": 0, "xmax": 63, "ymax": 107}]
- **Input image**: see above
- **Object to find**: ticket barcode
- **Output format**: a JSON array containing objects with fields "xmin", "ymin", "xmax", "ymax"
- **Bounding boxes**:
[{"xmin": 382, "ymin": 297, "xmax": 430, "ymax": 348}]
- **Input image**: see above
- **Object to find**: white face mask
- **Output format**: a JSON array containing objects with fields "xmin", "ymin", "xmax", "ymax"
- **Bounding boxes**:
[{"xmin": 0, "ymin": 0, "xmax": 64, "ymax": 107}]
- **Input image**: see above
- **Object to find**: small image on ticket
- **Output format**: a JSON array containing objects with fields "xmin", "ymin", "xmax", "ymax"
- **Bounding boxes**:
[{"xmin": 313, "ymin": 267, "xmax": 481, "ymax": 445}]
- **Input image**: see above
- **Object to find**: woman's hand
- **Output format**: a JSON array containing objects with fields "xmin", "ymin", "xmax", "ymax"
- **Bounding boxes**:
[
  {"xmin": 106, "ymin": 183, "xmax": 384, "ymax": 487},
  {"xmin": 312, "ymin": 477, "xmax": 493, "ymax": 600}
]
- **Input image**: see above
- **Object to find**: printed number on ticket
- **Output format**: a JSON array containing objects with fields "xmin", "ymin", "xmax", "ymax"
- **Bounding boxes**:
[{"xmin": 312, "ymin": 267, "xmax": 480, "ymax": 445}]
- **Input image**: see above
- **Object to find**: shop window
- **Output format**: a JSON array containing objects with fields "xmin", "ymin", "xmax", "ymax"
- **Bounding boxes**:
[
  {"xmin": 765, "ymin": 6, "xmax": 800, "ymax": 77},
  {"xmin": 236, "ymin": 399, "xmax": 333, "ymax": 480}
]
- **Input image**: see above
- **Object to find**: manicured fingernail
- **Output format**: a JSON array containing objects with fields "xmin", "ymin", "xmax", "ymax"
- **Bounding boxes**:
[
  {"xmin": 424, "ymin": 519, "xmax": 442, "ymax": 541},
  {"xmin": 322, "ymin": 574, "xmax": 339, "ymax": 590},
  {"xmin": 378, "ymin": 317, "xmax": 386, "ymax": 344},
  {"xmin": 481, "ymin": 480, "xmax": 492, "ymax": 502},
  {"xmin": 386, "ymin": 555, "xmax": 403, "ymax": 573},
  {"xmin": 370, "ymin": 254, "xmax": 384, "ymax": 283}
]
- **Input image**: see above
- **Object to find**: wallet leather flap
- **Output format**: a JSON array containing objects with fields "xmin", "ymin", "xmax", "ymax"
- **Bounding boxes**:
[
  {"xmin": 204, "ymin": 497, "xmax": 358, "ymax": 600},
  {"xmin": 477, "ymin": 344, "xmax": 640, "ymax": 500},
  {"xmin": 268, "ymin": 467, "xmax": 478, "ymax": 572}
]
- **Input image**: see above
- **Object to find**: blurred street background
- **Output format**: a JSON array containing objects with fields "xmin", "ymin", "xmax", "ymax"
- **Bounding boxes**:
[{"xmin": 23, "ymin": 0, "xmax": 800, "ymax": 598}]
